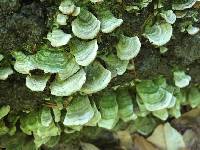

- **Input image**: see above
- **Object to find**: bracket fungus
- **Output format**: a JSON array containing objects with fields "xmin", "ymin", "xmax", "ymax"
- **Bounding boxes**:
[
  {"xmin": 70, "ymin": 39, "xmax": 98, "ymax": 66},
  {"xmin": 47, "ymin": 29, "xmax": 72, "ymax": 47},
  {"xmin": 160, "ymin": 10, "xmax": 176, "ymax": 24},
  {"xmin": 52, "ymin": 108, "xmax": 61, "ymax": 123},
  {"xmin": 116, "ymin": 88, "xmax": 137, "ymax": 122},
  {"xmin": 188, "ymin": 87, "xmax": 200, "ymax": 108},
  {"xmin": 59, "ymin": 0, "xmax": 75, "ymax": 15},
  {"xmin": 169, "ymin": 101, "xmax": 181, "ymax": 119},
  {"xmin": 71, "ymin": 7, "xmax": 81, "ymax": 17},
  {"xmin": 56, "ymin": 14, "xmax": 68, "ymax": 25},
  {"xmin": 98, "ymin": 10, "xmax": 123, "ymax": 33},
  {"xmin": 72, "ymin": 9, "xmax": 101, "ymax": 40},
  {"xmin": 101, "ymin": 54, "xmax": 129, "ymax": 77},
  {"xmin": 173, "ymin": 70, "xmax": 191, "ymax": 88},
  {"xmin": 98, "ymin": 91, "xmax": 119, "ymax": 129},
  {"xmin": 186, "ymin": 25, "xmax": 200, "ymax": 35},
  {"xmin": 59, "ymin": 0, "xmax": 80, "ymax": 16},
  {"xmin": 90, "ymin": 0, "xmax": 104, "ymax": 3},
  {"xmin": 0, "ymin": 67, "xmax": 13, "ymax": 80},
  {"xmin": 50, "ymin": 69, "xmax": 86, "ymax": 96},
  {"xmin": 0, "ymin": 105, "xmax": 10, "ymax": 120},
  {"xmin": 168, "ymin": 90, "xmax": 184, "ymax": 119},
  {"xmin": 0, "ymin": 54, "xmax": 4, "ymax": 62},
  {"xmin": 159, "ymin": 46, "xmax": 168, "ymax": 54},
  {"xmin": 57, "ymin": 54, "xmax": 80, "ymax": 81},
  {"xmin": 136, "ymin": 95, "xmax": 150, "ymax": 117},
  {"xmin": 116, "ymin": 35, "xmax": 141, "ymax": 60},
  {"xmin": 26, "ymin": 74, "xmax": 50, "ymax": 92},
  {"xmin": 85, "ymin": 101, "xmax": 101, "ymax": 126},
  {"xmin": 1, "ymin": 0, "xmax": 200, "ymax": 148},
  {"xmin": 12, "ymin": 51, "xmax": 35, "ymax": 74},
  {"xmin": 136, "ymin": 80, "xmax": 175, "ymax": 111},
  {"xmin": 152, "ymin": 109, "xmax": 169, "ymax": 121},
  {"xmin": 144, "ymin": 22, "xmax": 172, "ymax": 46},
  {"xmin": 139, "ymin": 0, "xmax": 153, "ymax": 8},
  {"xmin": 13, "ymin": 49, "xmax": 80, "ymax": 81},
  {"xmin": 81, "ymin": 62, "xmax": 111, "ymax": 94},
  {"xmin": 33, "ymin": 50, "xmax": 75, "ymax": 74},
  {"xmin": 63, "ymin": 96, "xmax": 94, "ymax": 126},
  {"xmin": 20, "ymin": 111, "xmax": 60, "ymax": 148},
  {"xmin": 172, "ymin": 0, "xmax": 197, "ymax": 10},
  {"xmin": 134, "ymin": 117, "xmax": 157, "ymax": 136},
  {"xmin": 41, "ymin": 107, "xmax": 53, "ymax": 127}
]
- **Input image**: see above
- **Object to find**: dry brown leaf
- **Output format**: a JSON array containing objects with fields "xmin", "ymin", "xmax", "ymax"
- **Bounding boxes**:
[
  {"xmin": 147, "ymin": 124, "xmax": 165, "ymax": 149},
  {"xmin": 117, "ymin": 131, "xmax": 134, "ymax": 150},
  {"xmin": 172, "ymin": 108, "xmax": 200, "ymax": 133},
  {"xmin": 171, "ymin": 108, "xmax": 200, "ymax": 150},
  {"xmin": 181, "ymin": 108, "xmax": 200, "ymax": 118},
  {"xmin": 133, "ymin": 134, "xmax": 158, "ymax": 150},
  {"xmin": 183, "ymin": 129, "xmax": 197, "ymax": 148},
  {"xmin": 147, "ymin": 123, "xmax": 186, "ymax": 150}
]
